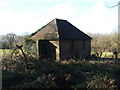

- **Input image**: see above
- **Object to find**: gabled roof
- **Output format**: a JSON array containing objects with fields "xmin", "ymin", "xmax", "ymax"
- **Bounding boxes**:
[{"xmin": 31, "ymin": 18, "xmax": 92, "ymax": 40}]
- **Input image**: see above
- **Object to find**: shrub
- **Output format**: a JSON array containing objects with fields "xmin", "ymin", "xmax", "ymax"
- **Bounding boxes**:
[
  {"xmin": 2, "ymin": 58, "xmax": 120, "ymax": 89},
  {"xmin": 87, "ymin": 75, "xmax": 116, "ymax": 88},
  {"xmin": 2, "ymin": 70, "xmax": 40, "ymax": 89}
]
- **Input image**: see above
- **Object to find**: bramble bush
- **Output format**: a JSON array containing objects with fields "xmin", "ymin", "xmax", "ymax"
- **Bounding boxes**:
[{"xmin": 2, "ymin": 58, "xmax": 120, "ymax": 89}]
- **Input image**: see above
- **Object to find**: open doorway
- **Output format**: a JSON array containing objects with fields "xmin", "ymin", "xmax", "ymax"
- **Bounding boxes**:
[{"xmin": 39, "ymin": 40, "xmax": 56, "ymax": 59}]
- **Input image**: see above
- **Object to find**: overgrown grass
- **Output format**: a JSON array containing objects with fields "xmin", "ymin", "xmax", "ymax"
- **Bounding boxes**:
[
  {"xmin": 2, "ymin": 58, "xmax": 120, "ymax": 89},
  {"xmin": 1, "ymin": 49, "xmax": 120, "ymax": 89}
]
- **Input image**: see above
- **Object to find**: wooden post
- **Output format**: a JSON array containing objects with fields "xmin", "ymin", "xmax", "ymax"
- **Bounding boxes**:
[
  {"xmin": 113, "ymin": 49, "xmax": 118, "ymax": 59},
  {"xmin": 36, "ymin": 40, "xmax": 40, "ymax": 59}
]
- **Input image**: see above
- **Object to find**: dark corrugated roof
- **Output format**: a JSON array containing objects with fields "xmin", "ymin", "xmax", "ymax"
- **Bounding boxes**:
[{"xmin": 31, "ymin": 18, "xmax": 92, "ymax": 40}]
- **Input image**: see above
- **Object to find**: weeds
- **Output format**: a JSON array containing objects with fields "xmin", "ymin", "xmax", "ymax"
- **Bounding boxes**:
[{"xmin": 2, "ymin": 55, "xmax": 120, "ymax": 89}]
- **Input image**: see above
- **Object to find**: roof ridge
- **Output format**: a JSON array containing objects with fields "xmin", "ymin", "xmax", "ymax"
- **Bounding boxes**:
[
  {"xmin": 54, "ymin": 18, "xmax": 59, "ymax": 38},
  {"xmin": 54, "ymin": 18, "xmax": 58, "ymax": 31}
]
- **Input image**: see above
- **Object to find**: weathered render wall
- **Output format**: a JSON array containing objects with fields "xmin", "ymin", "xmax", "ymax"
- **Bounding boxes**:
[{"xmin": 59, "ymin": 40, "xmax": 91, "ymax": 60}]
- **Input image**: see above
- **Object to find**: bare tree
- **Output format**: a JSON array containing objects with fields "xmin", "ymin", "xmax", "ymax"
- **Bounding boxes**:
[
  {"xmin": 105, "ymin": 0, "xmax": 120, "ymax": 8},
  {"xmin": 1, "ymin": 33, "xmax": 17, "ymax": 49},
  {"xmin": 1, "ymin": 33, "xmax": 23, "ymax": 49}
]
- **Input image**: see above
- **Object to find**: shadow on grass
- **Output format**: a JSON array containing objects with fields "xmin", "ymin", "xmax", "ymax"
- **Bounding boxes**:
[{"xmin": 2, "ymin": 58, "xmax": 120, "ymax": 89}]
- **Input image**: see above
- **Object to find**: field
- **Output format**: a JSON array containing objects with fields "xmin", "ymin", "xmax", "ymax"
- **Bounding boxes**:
[
  {"xmin": 1, "ymin": 49, "xmax": 120, "ymax": 58},
  {"xmin": 0, "ymin": 49, "xmax": 13, "ymax": 61},
  {"xmin": 0, "ymin": 49, "xmax": 11, "ymax": 56},
  {"xmin": 0, "ymin": 49, "xmax": 23, "ymax": 59},
  {"xmin": 91, "ymin": 52, "xmax": 120, "ymax": 58}
]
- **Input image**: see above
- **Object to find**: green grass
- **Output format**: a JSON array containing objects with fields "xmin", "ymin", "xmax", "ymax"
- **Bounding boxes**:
[
  {"xmin": 0, "ymin": 49, "xmax": 4, "ymax": 56},
  {"xmin": 0, "ymin": 49, "xmax": 15, "ymax": 61},
  {"xmin": 0, "ymin": 49, "xmax": 13, "ymax": 56},
  {"xmin": 102, "ymin": 52, "xmax": 120, "ymax": 58},
  {"xmin": 101, "ymin": 52, "xmax": 113, "ymax": 58},
  {"xmin": 91, "ymin": 52, "xmax": 120, "ymax": 58}
]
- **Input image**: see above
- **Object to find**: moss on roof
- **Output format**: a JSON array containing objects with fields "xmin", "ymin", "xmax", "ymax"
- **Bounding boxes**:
[{"xmin": 29, "ymin": 25, "xmax": 46, "ymax": 38}]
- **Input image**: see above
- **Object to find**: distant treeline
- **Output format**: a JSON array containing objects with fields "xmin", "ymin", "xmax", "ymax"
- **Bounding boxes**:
[
  {"xmin": 0, "ymin": 32, "xmax": 119, "ymax": 53},
  {"xmin": 87, "ymin": 32, "xmax": 119, "ymax": 53},
  {"xmin": 0, "ymin": 33, "xmax": 24, "ymax": 49}
]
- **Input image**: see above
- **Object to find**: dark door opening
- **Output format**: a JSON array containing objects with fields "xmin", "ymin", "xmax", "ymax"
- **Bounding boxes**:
[{"xmin": 39, "ymin": 40, "xmax": 56, "ymax": 59}]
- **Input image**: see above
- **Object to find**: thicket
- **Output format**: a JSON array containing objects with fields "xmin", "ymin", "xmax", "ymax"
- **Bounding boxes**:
[
  {"xmin": 88, "ymin": 33, "xmax": 119, "ymax": 52},
  {"xmin": 2, "ymin": 58, "xmax": 120, "ymax": 89},
  {"xmin": 87, "ymin": 33, "xmax": 120, "ymax": 59}
]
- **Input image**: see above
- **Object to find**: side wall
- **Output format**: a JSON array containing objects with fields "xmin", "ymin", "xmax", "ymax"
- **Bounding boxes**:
[
  {"xmin": 36, "ymin": 40, "xmax": 91, "ymax": 60},
  {"xmin": 59, "ymin": 40, "xmax": 91, "ymax": 60}
]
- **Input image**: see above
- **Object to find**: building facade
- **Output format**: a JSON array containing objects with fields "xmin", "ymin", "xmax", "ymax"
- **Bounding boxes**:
[{"xmin": 31, "ymin": 18, "xmax": 92, "ymax": 60}]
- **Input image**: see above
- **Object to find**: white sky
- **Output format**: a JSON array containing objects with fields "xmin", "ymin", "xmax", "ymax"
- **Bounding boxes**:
[{"xmin": 0, "ymin": 0, "xmax": 118, "ymax": 35}]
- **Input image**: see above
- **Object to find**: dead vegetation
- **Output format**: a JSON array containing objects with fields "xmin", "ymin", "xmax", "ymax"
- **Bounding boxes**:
[{"xmin": 2, "ymin": 51, "xmax": 120, "ymax": 89}]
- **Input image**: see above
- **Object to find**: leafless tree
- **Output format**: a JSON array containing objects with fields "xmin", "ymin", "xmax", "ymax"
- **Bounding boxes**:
[
  {"xmin": 1, "ymin": 33, "xmax": 17, "ymax": 49},
  {"xmin": 104, "ymin": 0, "xmax": 120, "ymax": 8},
  {"xmin": 1, "ymin": 33, "xmax": 23, "ymax": 49}
]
